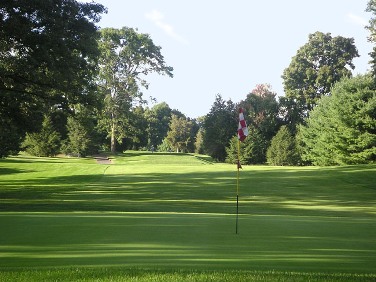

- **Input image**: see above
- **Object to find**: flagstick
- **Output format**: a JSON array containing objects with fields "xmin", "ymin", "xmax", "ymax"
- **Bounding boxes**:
[{"xmin": 236, "ymin": 139, "xmax": 240, "ymax": 235}]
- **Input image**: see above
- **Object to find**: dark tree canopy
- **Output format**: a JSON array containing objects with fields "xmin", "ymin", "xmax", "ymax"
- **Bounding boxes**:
[
  {"xmin": 236, "ymin": 84, "xmax": 281, "ymax": 164},
  {"xmin": 0, "ymin": 0, "xmax": 106, "ymax": 157},
  {"xmin": 1, "ymin": 0, "xmax": 105, "ymax": 102},
  {"xmin": 202, "ymin": 95, "xmax": 236, "ymax": 162}
]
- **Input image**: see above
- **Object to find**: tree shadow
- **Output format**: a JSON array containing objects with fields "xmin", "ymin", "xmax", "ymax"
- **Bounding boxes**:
[
  {"xmin": 0, "ymin": 167, "xmax": 33, "ymax": 175},
  {"xmin": 1, "ymin": 165, "xmax": 375, "ymax": 217}
]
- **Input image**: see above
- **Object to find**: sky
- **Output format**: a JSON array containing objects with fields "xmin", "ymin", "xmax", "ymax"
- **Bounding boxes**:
[{"xmin": 83, "ymin": 0, "xmax": 373, "ymax": 118}]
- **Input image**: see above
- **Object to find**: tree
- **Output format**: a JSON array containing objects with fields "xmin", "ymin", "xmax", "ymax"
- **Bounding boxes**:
[
  {"xmin": 282, "ymin": 31, "xmax": 359, "ymax": 120},
  {"xmin": 298, "ymin": 75, "xmax": 376, "ymax": 166},
  {"xmin": 97, "ymin": 27, "xmax": 173, "ymax": 153},
  {"xmin": 202, "ymin": 95, "xmax": 237, "ymax": 161},
  {"xmin": 166, "ymin": 114, "xmax": 194, "ymax": 153},
  {"xmin": 225, "ymin": 124, "xmax": 268, "ymax": 165},
  {"xmin": 225, "ymin": 136, "xmax": 247, "ymax": 164},
  {"xmin": 366, "ymin": 0, "xmax": 376, "ymax": 77},
  {"xmin": 194, "ymin": 129, "xmax": 204, "ymax": 154},
  {"xmin": 267, "ymin": 125, "xmax": 300, "ymax": 166},
  {"xmin": 22, "ymin": 115, "xmax": 61, "ymax": 157},
  {"xmin": 121, "ymin": 106, "xmax": 149, "ymax": 150},
  {"xmin": 237, "ymin": 84, "xmax": 281, "ymax": 163},
  {"xmin": 0, "ymin": 0, "xmax": 106, "ymax": 156},
  {"xmin": 61, "ymin": 107, "xmax": 99, "ymax": 157},
  {"xmin": 145, "ymin": 102, "xmax": 172, "ymax": 148},
  {"xmin": 0, "ymin": 116, "xmax": 21, "ymax": 157}
]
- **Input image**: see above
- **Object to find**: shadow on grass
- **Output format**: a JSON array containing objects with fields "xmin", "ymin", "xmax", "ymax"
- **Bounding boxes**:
[
  {"xmin": 1, "ymin": 213, "xmax": 376, "ymax": 273},
  {"xmin": 1, "ymin": 165, "xmax": 375, "ymax": 217},
  {"xmin": 0, "ymin": 167, "xmax": 33, "ymax": 175}
]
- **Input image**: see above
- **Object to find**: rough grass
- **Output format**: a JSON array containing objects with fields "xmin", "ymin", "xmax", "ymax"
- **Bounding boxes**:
[{"xmin": 0, "ymin": 152, "xmax": 375, "ymax": 281}]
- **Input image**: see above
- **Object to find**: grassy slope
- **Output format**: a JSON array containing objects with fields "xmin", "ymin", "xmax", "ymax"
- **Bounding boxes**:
[{"xmin": 0, "ymin": 152, "xmax": 375, "ymax": 280}]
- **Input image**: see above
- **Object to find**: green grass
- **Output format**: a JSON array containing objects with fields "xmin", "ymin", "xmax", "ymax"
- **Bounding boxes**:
[{"xmin": 0, "ymin": 152, "xmax": 376, "ymax": 281}]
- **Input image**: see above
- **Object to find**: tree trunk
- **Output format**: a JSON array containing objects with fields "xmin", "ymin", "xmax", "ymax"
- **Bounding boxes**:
[{"xmin": 111, "ymin": 122, "xmax": 116, "ymax": 154}]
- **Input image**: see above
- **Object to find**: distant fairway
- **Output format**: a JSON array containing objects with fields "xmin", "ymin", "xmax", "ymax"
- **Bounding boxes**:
[{"xmin": 0, "ymin": 152, "xmax": 375, "ymax": 281}]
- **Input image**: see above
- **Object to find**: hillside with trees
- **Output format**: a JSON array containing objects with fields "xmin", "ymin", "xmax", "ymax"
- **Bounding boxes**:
[{"xmin": 1, "ymin": 0, "xmax": 375, "ymax": 166}]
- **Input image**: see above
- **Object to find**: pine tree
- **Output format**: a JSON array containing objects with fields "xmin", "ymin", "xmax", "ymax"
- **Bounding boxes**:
[
  {"xmin": 267, "ymin": 125, "xmax": 300, "ymax": 166},
  {"xmin": 22, "ymin": 115, "xmax": 61, "ymax": 157}
]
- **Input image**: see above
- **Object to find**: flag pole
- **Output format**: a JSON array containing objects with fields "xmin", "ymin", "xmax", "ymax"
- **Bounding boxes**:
[
  {"xmin": 236, "ymin": 107, "xmax": 248, "ymax": 235},
  {"xmin": 236, "ymin": 139, "xmax": 240, "ymax": 235}
]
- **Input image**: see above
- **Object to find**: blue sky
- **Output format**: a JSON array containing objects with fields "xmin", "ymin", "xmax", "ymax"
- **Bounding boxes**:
[{"xmin": 86, "ymin": 0, "xmax": 373, "ymax": 118}]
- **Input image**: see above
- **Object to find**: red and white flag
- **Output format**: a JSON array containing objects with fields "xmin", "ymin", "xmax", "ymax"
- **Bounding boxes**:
[{"xmin": 237, "ymin": 108, "xmax": 248, "ymax": 142}]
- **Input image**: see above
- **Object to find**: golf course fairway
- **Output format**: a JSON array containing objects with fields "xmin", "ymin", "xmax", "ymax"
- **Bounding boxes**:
[{"xmin": 0, "ymin": 152, "xmax": 375, "ymax": 281}]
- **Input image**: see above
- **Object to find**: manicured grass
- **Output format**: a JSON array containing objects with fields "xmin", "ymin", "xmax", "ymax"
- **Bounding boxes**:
[{"xmin": 0, "ymin": 152, "xmax": 375, "ymax": 281}]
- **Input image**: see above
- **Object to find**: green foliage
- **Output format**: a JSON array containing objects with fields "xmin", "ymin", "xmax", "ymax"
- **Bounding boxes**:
[
  {"xmin": 225, "ymin": 136, "xmax": 246, "ymax": 164},
  {"xmin": 366, "ymin": 0, "xmax": 376, "ymax": 77},
  {"xmin": 237, "ymin": 84, "xmax": 281, "ymax": 163},
  {"xmin": 299, "ymin": 75, "xmax": 376, "ymax": 165},
  {"xmin": 97, "ymin": 27, "xmax": 173, "ymax": 153},
  {"xmin": 243, "ymin": 125, "xmax": 269, "ymax": 164},
  {"xmin": 226, "ymin": 126, "xmax": 269, "ymax": 165},
  {"xmin": 282, "ymin": 31, "xmax": 359, "ymax": 120},
  {"xmin": 267, "ymin": 125, "xmax": 300, "ymax": 166},
  {"xmin": 194, "ymin": 128, "xmax": 205, "ymax": 154},
  {"xmin": 0, "ymin": 0, "xmax": 106, "ymax": 157},
  {"xmin": 61, "ymin": 109, "xmax": 99, "ymax": 157},
  {"xmin": 121, "ymin": 106, "xmax": 149, "ymax": 150},
  {"xmin": 157, "ymin": 138, "xmax": 173, "ymax": 152},
  {"xmin": 0, "ymin": 116, "xmax": 22, "ymax": 158},
  {"xmin": 22, "ymin": 115, "xmax": 61, "ymax": 157},
  {"xmin": 145, "ymin": 102, "xmax": 172, "ymax": 148},
  {"xmin": 202, "ymin": 95, "xmax": 237, "ymax": 161},
  {"xmin": 240, "ymin": 84, "xmax": 281, "ymax": 140},
  {"xmin": 166, "ymin": 114, "xmax": 194, "ymax": 153}
]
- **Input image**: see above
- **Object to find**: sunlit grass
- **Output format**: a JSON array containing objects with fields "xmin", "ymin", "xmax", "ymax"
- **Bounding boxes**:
[{"xmin": 0, "ymin": 151, "xmax": 375, "ymax": 280}]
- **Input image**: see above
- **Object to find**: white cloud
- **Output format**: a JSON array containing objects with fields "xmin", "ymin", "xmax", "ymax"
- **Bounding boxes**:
[
  {"xmin": 348, "ymin": 13, "xmax": 368, "ymax": 27},
  {"xmin": 145, "ymin": 10, "xmax": 188, "ymax": 45}
]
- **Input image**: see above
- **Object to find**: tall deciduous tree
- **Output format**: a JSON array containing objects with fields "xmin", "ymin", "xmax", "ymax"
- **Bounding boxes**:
[
  {"xmin": 0, "ymin": 0, "xmax": 106, "ymax": 156},
  {"xmin": 282, "ymin": 31, "xmax": 359, "ymax": 120},
  {"xmin": 366, "ymin": 0, "xmax": 376, "ymax": 77},
  {"xmin": 97, "ymin": 27, "xmax": 173, "ymax": 153},
  {"xmin": 298, "ymin": 75, "xmax": 376, "ymax": 166}
]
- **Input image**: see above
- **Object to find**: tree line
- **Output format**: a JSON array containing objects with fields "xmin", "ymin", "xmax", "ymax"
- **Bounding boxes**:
[{"xmin": 1, "ymin": 0, "xmax": 375, "ymax": 166}]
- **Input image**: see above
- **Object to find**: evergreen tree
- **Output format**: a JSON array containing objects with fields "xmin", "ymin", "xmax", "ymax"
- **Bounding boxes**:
[
  {"xmin": 238, "ymin": 84, "xmax": 281, "ymax": 163},
  {"xmin": 61, "ymin": 108, "xmax": 98, "ymax": 157},
  {"xmin": 22, "ymin": 115, "xmax": 61, "ymax": 157},
  {"xmin": 202, "ymin": 95, "xmax": 237, "ymax": 161},
  {"xmin": 267, "ymin": 125, "xmax": 300, "ymax": 166},
  {"xmin": 298, "ymin": 75, "xmax": 376, "ymax": 165}
]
